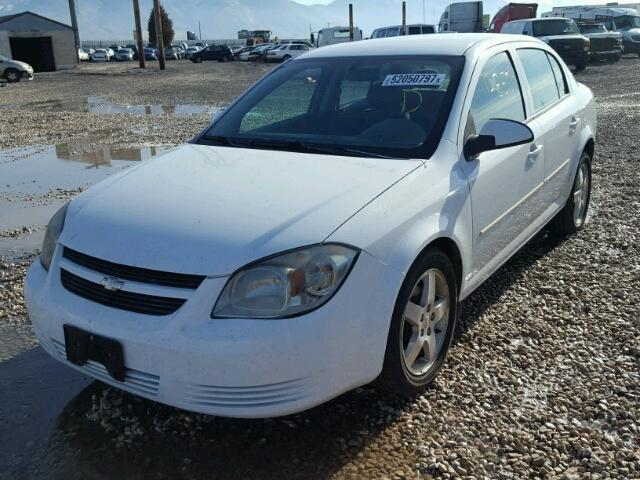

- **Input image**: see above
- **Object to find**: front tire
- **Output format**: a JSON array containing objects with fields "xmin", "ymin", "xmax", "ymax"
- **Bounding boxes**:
[
  {"xmin": 575, "ymin": 60, "xmax": 587, "ymax": 72},
  {"xmin": 552, "ymin": 150, "xmax": 592, "ymax": 236},
  {"xmin": 4, "ymin": 68, "xmax": 21, "ymax": 83},
  {"xmin": 377, "ymin": 248, "xmax": 458, "ymax": 396}
]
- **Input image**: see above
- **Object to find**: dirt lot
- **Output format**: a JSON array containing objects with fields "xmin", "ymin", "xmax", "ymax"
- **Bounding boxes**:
[{"xmin": 0, "ymin": 59, "xmax": 638, "ymax": 479}]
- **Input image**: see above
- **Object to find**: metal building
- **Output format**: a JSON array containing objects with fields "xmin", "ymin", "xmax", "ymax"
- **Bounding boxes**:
[{"xmin": 0, "ymin": 11, "xmax": 77, "ymax": 72}]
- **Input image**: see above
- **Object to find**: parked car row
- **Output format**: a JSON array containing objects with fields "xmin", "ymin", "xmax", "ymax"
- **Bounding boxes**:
[{"xmin": 188, "ymin": 41, "xmax": 315, "ymax": 63}]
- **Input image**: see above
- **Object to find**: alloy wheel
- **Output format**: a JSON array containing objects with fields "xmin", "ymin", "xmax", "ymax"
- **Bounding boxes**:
[
  {"xmin": 400, "ymin": 268, "xmax": 450, "ymax": 376},
  {"xmin": 573, "ymin": 162, "xmax": 590, "ymax": 227}
]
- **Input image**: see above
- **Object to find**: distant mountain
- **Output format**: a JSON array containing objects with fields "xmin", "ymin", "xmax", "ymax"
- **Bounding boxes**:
[{"xmin": 1, "ymin": 0, "xmax": 508, "ymax": 40}]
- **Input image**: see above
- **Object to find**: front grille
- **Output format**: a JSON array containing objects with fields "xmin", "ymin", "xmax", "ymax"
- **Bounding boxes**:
[
  {"xmin": 63, "ymin": 247, "xmax": 205, "ymax": 289},
  {"xmin": 46, "ymin": 338, "xmax": 161, "ymax": 396},
  {"xmin": 548, "ymin": 39, "xmax": 583, "ymax": 54},
  {"xmin": 61, "ymin": 269, "xmax": 186, "ymax": 316},
  {"xmin": 590, "ymin": 37, "xmax": 617, "ymax": 51}
]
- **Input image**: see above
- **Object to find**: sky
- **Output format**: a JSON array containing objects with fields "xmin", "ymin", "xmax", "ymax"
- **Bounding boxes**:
[{"xmin": 3, "ymin": 0, "xmax": 639, "ymax": 40}]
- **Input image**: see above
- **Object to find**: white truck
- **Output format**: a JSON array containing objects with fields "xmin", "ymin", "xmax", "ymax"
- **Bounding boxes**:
[
  {"xmin": 542, "ymin": 6, "xmax": 640, "ymax": 55},
  {"xmin": 439, "ymin": 1, "xmax": 484, "ymax": 32},
  {"xmin": 316, "ymin": 26, "xmax": 363, "ymax": 47}
]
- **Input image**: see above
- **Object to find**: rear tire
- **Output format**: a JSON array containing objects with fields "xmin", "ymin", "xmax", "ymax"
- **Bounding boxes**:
[
  {"xmin": 551, "ymin": 150, "xmax": 592, "ymax": 236},
  {"xmin": 377, "ymin": 248, "xmax": 458, "ymax": 397},
  {"xmin": 282, "ymin": 54, "xmax": 291, "ymax": 62},
  {"xmin": 4, "ymin": 68, "xmax": 20, "ymax": 83}
]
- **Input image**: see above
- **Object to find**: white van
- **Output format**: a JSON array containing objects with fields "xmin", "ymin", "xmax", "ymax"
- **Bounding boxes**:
[
  {"xmin": 316, "ymin": 26, "xmax": 363, "ymax": 47},
  {"xmin": 439, "ymin": 1, "xmax": 484, "ymax": 32},
  {"xmin": 371, "ymin": 24, "xmax": 436, "ymax": 38}
]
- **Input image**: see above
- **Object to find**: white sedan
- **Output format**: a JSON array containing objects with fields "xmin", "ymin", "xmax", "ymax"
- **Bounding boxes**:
[
  {"xmin": 266, "ymin": 43, "xmax": 314, "ymax": 62},
  {"xmin": 25, "ymin": 34, "xmax": 595, "ymax": 418},
  {"xmin": 90, "ymin": 49, "xmax": 111, "ymax": 62}
]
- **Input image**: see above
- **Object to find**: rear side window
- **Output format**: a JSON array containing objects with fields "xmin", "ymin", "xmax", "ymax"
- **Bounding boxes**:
[
  {"xmin": 422, "ymin": 26, "xmax": 435, "ymax": 33},
  {"xmin": 546, "ymin": 52, "xmax": 569, "ymax": 96},
  {"xmin": 517, "ymin": 48, "xmax": 561, "ymax": 112},
  {"xmin": 467, "ymin": 51, "xmax": 525, "ymax": 134},
  {"xmin": 409, "ymin": 26, "xmax": 422, "ymax": 35}
]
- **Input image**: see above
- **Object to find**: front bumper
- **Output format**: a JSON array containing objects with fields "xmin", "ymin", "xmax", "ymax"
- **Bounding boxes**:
[
  {"xmin": 22, "ymin": 71, "xmax": 33, "ymax": 80},
  {"xmin": 557, "ymin": 51, "xmax": 590, "ymax": 65},
  {"xmin": 590, "ymin": 48, "xmax": 623, "ymax": 60},
  {"xmin": 622, "ymin": 40, "xmax": 640, "ymax": 54},
  {"xmin": 25, "ymin": 246, "xmax": 401, "ymax": 418}
]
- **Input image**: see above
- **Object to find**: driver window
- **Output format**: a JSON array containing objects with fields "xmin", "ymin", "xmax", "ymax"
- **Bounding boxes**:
[
  {"xmin": 239, "ymin": 67, "xmax": 321, "ymax": 132},
  {"xmin": 467, "ymin": 51, "xmax": 526, "ymax": 137}
]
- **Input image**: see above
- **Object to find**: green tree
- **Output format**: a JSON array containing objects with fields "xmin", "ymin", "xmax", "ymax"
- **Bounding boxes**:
[{"xmin": 147, "ymin": 3, "xmax": 174, "ymax": 48}]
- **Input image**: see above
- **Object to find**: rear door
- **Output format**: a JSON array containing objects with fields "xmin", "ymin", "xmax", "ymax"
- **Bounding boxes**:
[
  {"xmin": 458, "ymin": 48, "xmax": 545, "ymax": 274},
  {"xmin": 515, "ymin": 48, "xmax": 580, "ymax": 210}
]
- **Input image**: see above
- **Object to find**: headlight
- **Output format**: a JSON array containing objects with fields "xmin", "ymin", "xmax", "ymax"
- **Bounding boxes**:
[
  {"xmin": 40, "ymin": 202, "xmax": 69, "ymax": 271},
  {"xmin": 584, "ymin": 39, "xmax": 591, "ymax": 51},
  {"xmin": 213, "ymin": 244, "xmax": 359, "ymax": 319}
]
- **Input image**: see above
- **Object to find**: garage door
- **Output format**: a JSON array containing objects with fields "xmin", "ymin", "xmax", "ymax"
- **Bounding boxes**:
[{"xmin": 9, "ymin": 37, "xmax": 55, "ymax": 72}]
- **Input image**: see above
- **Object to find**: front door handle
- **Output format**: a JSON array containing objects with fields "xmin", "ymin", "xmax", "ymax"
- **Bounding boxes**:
[{"xmin": 528, "ymin": 144, "xmax": 544, "ymax": 159}]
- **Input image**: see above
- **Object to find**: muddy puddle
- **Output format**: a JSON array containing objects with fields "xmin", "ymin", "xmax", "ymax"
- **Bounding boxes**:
[
  {"xmin": 20, "ymin": 96, "xmax": 223, "ymax": 117},
  {"xmin": 0, "ymin": 144, "xmax": 168, "ymax": 256}
]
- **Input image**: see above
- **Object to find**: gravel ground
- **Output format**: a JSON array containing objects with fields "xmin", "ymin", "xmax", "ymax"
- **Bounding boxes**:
[{"xmin": 0, "ymin": 59, "xmax": 639, "ymax": 479}]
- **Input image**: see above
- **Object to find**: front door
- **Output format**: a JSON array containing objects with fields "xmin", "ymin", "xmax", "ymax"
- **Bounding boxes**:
[{"xmin": 459, "ymin": 49, "xmax": 544, "ymax": 277}]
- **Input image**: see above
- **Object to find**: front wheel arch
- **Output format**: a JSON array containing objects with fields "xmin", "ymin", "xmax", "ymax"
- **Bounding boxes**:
[{"xmin": 584, "ymin": 137, "xmax": 595, "ymax": 160}]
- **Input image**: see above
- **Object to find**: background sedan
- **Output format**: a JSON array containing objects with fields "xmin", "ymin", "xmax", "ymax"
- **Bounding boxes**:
[{"xmin": 266, "ymin": 43, "xmax": 314, "ymax": 62}]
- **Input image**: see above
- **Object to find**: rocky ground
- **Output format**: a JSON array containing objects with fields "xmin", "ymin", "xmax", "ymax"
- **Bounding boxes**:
[{"xmin": 0, "ymin": 59, "xmax": 638, "ymax": 479}]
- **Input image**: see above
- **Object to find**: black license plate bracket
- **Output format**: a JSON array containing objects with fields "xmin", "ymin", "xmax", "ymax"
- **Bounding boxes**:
[{"xmin": 63, "ymin": 324, "xmax": 125, "ymax": 382}]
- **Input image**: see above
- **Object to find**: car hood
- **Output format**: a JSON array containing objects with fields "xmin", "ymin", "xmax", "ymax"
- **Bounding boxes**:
[
  {"xmin": 584, "ymin": 32, "xmax": 622, "ymax": 39},
  {"xmin": 9, "ymin": 60, "xmax": 32, "ymax": 70},
  {"xmin": 538, "ymin": 34, "xmax": 587, "ymax": 42},
  {"xmin": 61, "ymin": 144, "xmax": 419, "ymax": 276}
]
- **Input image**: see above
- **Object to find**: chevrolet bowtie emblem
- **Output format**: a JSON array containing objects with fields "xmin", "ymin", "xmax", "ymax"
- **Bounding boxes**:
[{"xmin": 100, "ymin": 276, "xmax": 125, "ymax": 292}]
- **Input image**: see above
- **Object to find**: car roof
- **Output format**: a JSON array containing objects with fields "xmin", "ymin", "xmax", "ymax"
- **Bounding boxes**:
[
  {"xmin": 303, "ymin": 33, "xmax": 537, "ymax": 58},
  {"xmin": 531, "ymin": 18, "xmax": 568, "ymax": 22}
]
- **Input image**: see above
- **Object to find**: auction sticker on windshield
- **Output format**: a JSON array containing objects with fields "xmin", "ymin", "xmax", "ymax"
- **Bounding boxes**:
[{"xmin": 382, "ymin": 73, "xmax": 445, "ymax": 87}]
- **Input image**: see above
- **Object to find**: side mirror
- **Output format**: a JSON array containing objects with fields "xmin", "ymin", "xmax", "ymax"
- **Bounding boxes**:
[{"xmin": 464, "ymin": 118, "xmax": 534, "ymax": 160}]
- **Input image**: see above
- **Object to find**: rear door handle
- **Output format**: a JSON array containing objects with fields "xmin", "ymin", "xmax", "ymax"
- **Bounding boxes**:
[{"xmin": 569, "ymin": 117, "xmax": 580, "ymax": 130}]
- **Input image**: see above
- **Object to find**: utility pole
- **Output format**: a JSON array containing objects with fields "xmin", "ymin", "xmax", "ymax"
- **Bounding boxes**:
[
  {"xmin": 402, "ymin": 1, "xmax": 407, "ymax": 35},
  {"xmin": 68, "ymin": 0, "xmax": 80, "ymax": 62},
  {"xmin": 348, "ymin": 3, "xmax": 354, "ymax": 41},
  {"xmin": 153, "ymin": 0, "xmax": 166, "ymax": 70},
  {"xmin": 198, "ymin": 21, "xmax": 202, "ymax": 41},
  {"xmin": 132, "ymin": 0, "xmax": 145, "ymax": 68},
  {"xmin": 423, "ymin": 0, "xmax": 426, "ymax": 23}
]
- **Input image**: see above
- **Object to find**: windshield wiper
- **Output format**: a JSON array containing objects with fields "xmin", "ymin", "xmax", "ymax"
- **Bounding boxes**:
[
  {"xmin": 241, "ymin": 139, "xmax": 395, "ymax": 159},
  {"xmin": 201, "ymin": 135, "xmax": 394, "ymax": 159},
  {"xmin": 201, "ymin": 134, "xmax": 245, "ymax": 148}
]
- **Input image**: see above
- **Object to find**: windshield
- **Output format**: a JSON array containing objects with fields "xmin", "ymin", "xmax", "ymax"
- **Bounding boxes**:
[
  {"xmin": 615, "ymin": 15, "xmax": 640, "ymax": 29},
  {"xmin": 533, "ymin": 19, "xmax": 579, "ymax": 36},
  {"xmin": 579, "ymin": 24, "xmax": 607, "ymax": 34},
  {"xmin": 199, "ymin": 55, "xmax": 464, "ymax": 159}
]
